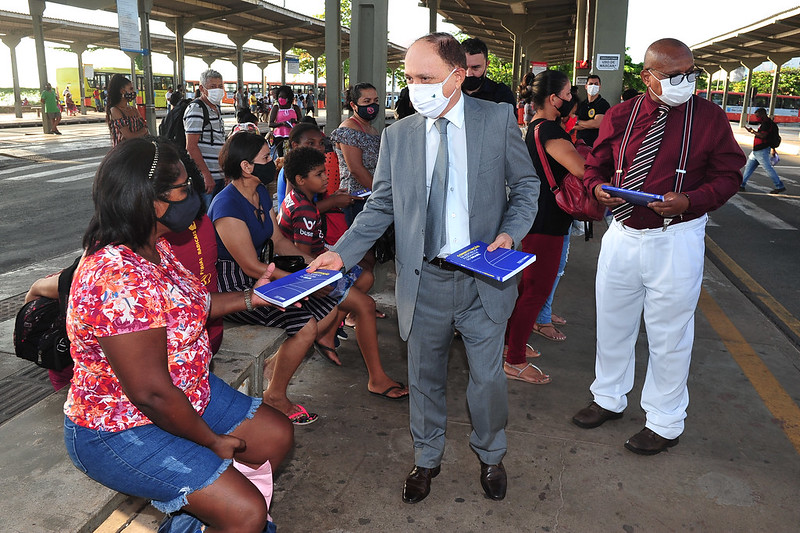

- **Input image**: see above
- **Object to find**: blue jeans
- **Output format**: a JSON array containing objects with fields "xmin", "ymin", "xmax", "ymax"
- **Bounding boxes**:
[
  {"xmin": 742, "ymin": 148, "xmax": 783, "ymax": 189},
  {"xmin": 537, "ymin": 234, "xmax": 570, "ymax": 325}
]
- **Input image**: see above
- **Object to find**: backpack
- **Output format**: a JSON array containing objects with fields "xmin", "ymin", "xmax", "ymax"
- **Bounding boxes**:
[
  {"xmin": 159, "ymin": 98, "xmax": 212, "ymax": 149},
  {"xmin": 13, "ymin": 257, "xmax": 81, "ymax": 371},
  {"xmin": 767, "ymin": 121, "xmax": 781, "ymax": 148}
]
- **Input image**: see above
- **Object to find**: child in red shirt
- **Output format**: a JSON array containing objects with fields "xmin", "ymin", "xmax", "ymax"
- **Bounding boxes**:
[{"xmin": 277, "ymin": 147, "xmax": 407, "ymax": 400}]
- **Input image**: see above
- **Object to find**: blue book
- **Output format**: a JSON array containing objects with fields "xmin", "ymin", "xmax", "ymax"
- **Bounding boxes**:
[
  {"xmin": 602, "ymin": 185, "xmax": 664, "ymax": 206},
  {"xmin": 253, "ymin": 269, "xmax": 343, "ymax": 308},
  {"xmin": 445, "ymin": 241, "xmax": 536, "ymax": 282}
]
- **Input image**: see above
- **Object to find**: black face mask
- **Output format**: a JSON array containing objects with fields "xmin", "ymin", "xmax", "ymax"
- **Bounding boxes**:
[
  {"xmin": 461, "ymin": 74, "xmax": 485, "ymax": 92},
  {"xmin": 252, "ymin": 160, "xmax": 276, "ymax": 185},
  {"xmin": 158, "ymin": 188, "xmax": 201, "ymax": 233},
  {"xmin": 355, "ymin": 103, "xmax": 380, "ymax": 121},
  {"xmin": 556, "ymin": 95, "xmax": 573, "ymax": 118}
]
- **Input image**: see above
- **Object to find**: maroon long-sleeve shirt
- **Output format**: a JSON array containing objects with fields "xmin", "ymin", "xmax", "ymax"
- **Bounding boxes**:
[{"xmin": 584, "ymin": 94, "xmax": 746, "ymax": 230}]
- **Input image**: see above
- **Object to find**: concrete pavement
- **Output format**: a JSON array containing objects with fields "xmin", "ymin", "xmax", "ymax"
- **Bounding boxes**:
[{"xmin": 75, "ymin": 223, "xmax": 800, "ymax": 532}]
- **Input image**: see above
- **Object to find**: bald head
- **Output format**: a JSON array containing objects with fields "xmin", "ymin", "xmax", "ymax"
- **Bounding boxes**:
[{"xmin": 643, "ymin": 38, "xmax": 693, "ymax": 70}]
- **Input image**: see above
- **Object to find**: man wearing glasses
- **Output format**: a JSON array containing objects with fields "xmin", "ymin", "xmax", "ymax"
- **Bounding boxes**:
[{"xmin": 572, "ymin": 39, "xmax": 745, "ymax": 454}]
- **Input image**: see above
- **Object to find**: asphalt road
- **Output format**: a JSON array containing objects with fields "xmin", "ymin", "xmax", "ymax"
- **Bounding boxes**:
[{"xmin": 1, "ymin": 120, "xmax": 798, "ymax": 327}]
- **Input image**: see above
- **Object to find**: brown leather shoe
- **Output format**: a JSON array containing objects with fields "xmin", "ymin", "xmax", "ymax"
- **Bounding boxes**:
[
  {"xmin": 479, "ymin": 461, "xmax": 507, "ymax": 501},
  {"xmin": 624, "ymin": 427, "xmax": 679, "ymax": 455},
  {"xmin": 572, "ymin": 401, "xmax": 624, "ymax": 429},
  {"xmin": 402, "ymin": 465, "xmax": 440, "ymax": 504}
]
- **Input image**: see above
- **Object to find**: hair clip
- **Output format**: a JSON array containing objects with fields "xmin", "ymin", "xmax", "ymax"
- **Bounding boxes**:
[{"xmin": 147, "ymin": 141, "xmax": 159, "ymax": 181}]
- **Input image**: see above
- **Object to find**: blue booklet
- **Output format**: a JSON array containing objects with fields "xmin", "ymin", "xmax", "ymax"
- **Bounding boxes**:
[
  {"xmin": 445, "ymin": 241, "xmax": 536, "ymax": 282},
  {"xmin": 253, "ymin": 269, "xmax": 343, "ymax": 308},
  {"xmin": 602, "ymin": 185, "xmax": 664, "ymax": 206}
]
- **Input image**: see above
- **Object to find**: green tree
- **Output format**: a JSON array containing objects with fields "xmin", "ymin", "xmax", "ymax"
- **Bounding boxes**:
[
  {"xmin": 730, "ymin": 68, "xmax": 800, "ymax": 95},
  {"xmin": 486, "ymin": 52, "xmax": 513, "ymax": 88},
  {"xmin": 623, "ymin": 52, "xmax": 646, "ymax": 93}
]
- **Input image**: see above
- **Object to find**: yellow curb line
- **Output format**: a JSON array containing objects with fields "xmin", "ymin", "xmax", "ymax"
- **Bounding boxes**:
[{"xmin": 705, "ymin": 236, "xmax": 800, "ymax": 337}]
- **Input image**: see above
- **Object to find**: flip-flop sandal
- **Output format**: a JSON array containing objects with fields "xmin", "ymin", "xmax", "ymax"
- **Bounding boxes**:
[
  {"xmin": 503, "ymin": 362, "xmax": 551, "ymax": 385},
  {"xmin": 344, "ymin": 315, "xmax": 357, "ymax": 328},
  {"xmin": 551, "ymin": 313, "xmax": 567, "ymax": 326},
  {"xmin": 375, "ymin": 309, "xmax": 387, "ymax": 319},
  {"xmin": 314, "ymin": 342, "xmax": 342, "ymax": 366},
  {"xmin": 532, "ymin": 323, "xmax": 566, "ymax": 342},
  {"xmin": 288, "ymin": 404, "xmax": 318, "ymax": 425},
  {"xmin": 369, "ymin": 382, "xmax": 409, "ymax": 400},
  {"xmin": 503, "ymin": 344, "xmax": 541, "ymax": 359}
]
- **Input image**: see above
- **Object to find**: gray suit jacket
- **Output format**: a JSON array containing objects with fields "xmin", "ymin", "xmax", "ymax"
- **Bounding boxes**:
[{"xmin": 333, "ymin": 95, "xmax": 539, "ymax": 340}]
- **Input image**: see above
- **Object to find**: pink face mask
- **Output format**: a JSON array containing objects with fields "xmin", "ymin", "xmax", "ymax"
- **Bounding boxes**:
[{"xmin": 278, "ymin": 97, "xmax": 288, "ymax": 106}]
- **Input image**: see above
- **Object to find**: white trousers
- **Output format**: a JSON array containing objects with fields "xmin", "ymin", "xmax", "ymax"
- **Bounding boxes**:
[{"xmin": 591, "ymin": 215, "xmax": 707, "ymax": 439}]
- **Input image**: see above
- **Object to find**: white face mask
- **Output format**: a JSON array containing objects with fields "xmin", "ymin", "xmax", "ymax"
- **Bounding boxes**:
[
  {"xmin": 586, "ymin": 85, "xmax": 600, "ymax": 97},
  {"xmin": 651, "ymin": 76, "xmax": 694, "ymax": 107},
  {"xmin": 206, "ymin": 88, "xmax": 224, "ymax": 105},
  {"xmin": 407, "ymin": 69, "xmax": 458, "ymax": 119}
]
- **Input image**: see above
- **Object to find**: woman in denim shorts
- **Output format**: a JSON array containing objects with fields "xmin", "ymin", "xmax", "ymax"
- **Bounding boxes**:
[{"xmin": 64, "ymin": 138, "xmax": 293, "ymax": 532}]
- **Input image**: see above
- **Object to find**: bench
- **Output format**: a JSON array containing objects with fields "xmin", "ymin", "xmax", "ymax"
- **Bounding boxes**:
[{"xmin": 0, "ymin": 324, "xmax": 286, "ymax": 533}]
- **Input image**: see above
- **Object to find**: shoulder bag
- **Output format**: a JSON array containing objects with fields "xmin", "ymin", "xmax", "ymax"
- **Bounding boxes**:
[{"xmin": 533, "ymin": 124, "xmax": 605, "ymax": 221}]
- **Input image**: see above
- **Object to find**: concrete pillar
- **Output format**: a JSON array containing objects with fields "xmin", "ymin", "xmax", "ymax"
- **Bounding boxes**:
[
  {"xmin": 305, "ymin": 47, "xmax": 324, "ymax": 109},
  {"xmin": 125, "ymin": 51, "xmax": 138, "ymax": 85},
  {"xmin": 767, "ymin": 54, "xmax": 792, "ymax": 119},
  {"xmin": 169, "ymin": 18, "xmax": 190, "ymax": 90},
  {"xmin": 139, "ymin": 0, "xmax": 156, "ymax": 133},
  {"xmin": 351, "ymin": 0, "xmax": 389, "ymax": 131},
  {"xmin": 167, "ymin": 52, "xmax": 177, "ymax": 92},
  {"xmin": 429, "ymin": 0, "xmax": 438, "ymax": 33},
  {"xmin": 202, "ymin": 57, "xmax": 215, "ymax": 69},
  {"xmin": 739, "ymin": 61, "xmax": 760, "ymax": 128},
  {"xmin": 1, "ymin": 34, "xmax": 24, "ymax": 119},
  {"xmin": 29, "ymin": 0, "xmax": 50, "ymax": 132},
  {"xmin": 573, "ymin": 0, "xmax": 590, "ymax": 87},
  {"xmin": 499, "ymin": 16, "xmax": 529, "ymax": 93},
  {"xmin": 228, "ymin": 32, "xmax": 250, "ymax": 91},
  {"xmin": 719, "ymin": 62, "xmax": 739, "ymax": 114},
  {"xmin": 72, "ymin": 43, "xmax": 89, "ymax": 115},
  {"xmin": 590, "ymin": 0, "xmax": 628, "ymax": 105},
  {"xmin": 324, "ymin": 0, "xmax": 342, "ymax": 133},
  {"xmin": 256, "ymin": 61, "xmax": 270, "ymax": 97},
  {"xmin": 278, "ymin": 39, "xmax": 290, "ymax": 85}
]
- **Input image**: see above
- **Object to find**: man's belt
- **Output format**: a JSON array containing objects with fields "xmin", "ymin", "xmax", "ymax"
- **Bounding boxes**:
[{"xmin": 425, "ymin": 257, "xmax": 459, "ymax": 271}]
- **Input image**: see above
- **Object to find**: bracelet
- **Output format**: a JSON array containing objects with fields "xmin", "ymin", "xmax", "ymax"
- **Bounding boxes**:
[
  {"xmin": 682, "ymin": 193, "xmax": 691, "ymax": 212},
  {"xmin": 244, "ymin": 288, "xmax": 254, "ymax": 312}
]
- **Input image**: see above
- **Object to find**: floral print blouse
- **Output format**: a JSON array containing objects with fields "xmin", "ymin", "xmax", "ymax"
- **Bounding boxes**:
[
  {"xmin": 64, "ymin": 239, "xmax": 212, "ymax": 432},
  {"xmin": 109, "ymin": 112, "xmax": 147, "ymax": 147}
]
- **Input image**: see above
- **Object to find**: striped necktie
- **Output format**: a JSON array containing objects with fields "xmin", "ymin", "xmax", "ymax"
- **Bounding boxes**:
[{"xmin": 612, "ymin": 104, "xmax": 671, "ymax": 222}]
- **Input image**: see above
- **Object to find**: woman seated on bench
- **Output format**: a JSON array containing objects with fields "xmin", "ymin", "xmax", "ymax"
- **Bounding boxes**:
[
  {"xmin": 209, "ymin": 131, "xmax": 340, "ymax": 426},
  {"xmin": 64, "ymin": 138, "xmax": 292, "ymax": 533}
]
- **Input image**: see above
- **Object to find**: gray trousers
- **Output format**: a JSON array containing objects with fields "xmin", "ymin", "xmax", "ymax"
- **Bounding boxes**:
[{"xmin": 407, "ymin": 261, "xmax": 508, "ymax": 468}]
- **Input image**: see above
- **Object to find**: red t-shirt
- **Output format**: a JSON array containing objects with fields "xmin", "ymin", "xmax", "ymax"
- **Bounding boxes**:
[
  {"xmin": 163, "ymin": 215, "xmax": 224, "ymax": 354},
  {"xmin": 277, "ymin": 189, "xmax": 326, "ymax": 255}
]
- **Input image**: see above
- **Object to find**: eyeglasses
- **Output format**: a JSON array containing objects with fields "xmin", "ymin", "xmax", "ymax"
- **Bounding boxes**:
[
  {"xmin": 165, "ymin": 177, "xmax": 193, "ymax": 194},
  {"xmin": 647, "ymin": 68, "xmax": 703, "ymax": 86}
]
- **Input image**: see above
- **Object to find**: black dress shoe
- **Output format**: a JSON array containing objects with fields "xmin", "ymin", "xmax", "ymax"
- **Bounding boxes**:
[
  {"xmin": 572, "ymin": 401, "xmax": 624, "ymax": 429},
  {"xmin": 479, "ymin": 461, "xmax": 507, "ymax": 500},
  {"xmin": 624, "ymin": 427, "xmax": 679, "ymax": 455},
  {"xmin": 402, "ymin": 465, "xmax": 440, "ymax": 504}
]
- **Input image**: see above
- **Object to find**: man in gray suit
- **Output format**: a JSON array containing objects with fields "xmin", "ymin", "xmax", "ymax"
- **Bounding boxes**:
[{"xmin": 308, "ymin": 32, "xmax": 538, "ymax": 503}]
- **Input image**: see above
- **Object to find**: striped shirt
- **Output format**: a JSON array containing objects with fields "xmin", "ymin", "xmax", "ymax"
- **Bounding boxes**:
[{"xmin": 183, "ymin": 100, "xmax": 225, "ymax": 181}]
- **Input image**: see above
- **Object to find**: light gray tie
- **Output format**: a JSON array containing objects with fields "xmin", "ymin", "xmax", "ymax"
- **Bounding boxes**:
[{"xmin": 424, "ymin": 117, "xmax": 450, "ymax": 260}]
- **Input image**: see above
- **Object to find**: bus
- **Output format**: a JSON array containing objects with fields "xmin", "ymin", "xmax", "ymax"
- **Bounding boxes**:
[
  {"xmin": 265, "ymin": 82, "xmax": 327, "ymax": 108},
  {"xmin": 697, "ymin": 90, "xmax": 800, "ymax": 123},
  {"xmin": 56, "ymin": 67, "xmax": 173, "ymax": 108},
  {"xmin": 184, "ymin": 80, "xmax": 263, "ymax": 106}
]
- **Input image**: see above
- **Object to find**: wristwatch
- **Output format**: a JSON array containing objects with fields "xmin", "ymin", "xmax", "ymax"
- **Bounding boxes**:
[{"xmin": 244, "ymin": 288, "xmax": 254, "ymax": 312}]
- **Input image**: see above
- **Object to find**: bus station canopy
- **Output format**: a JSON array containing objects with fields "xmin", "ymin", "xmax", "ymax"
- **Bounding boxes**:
[
  {"xmin": 0, "ymin": 9, "xmax": 281, "ymax": 65},
  {"xmin": 692, "ymin": 6, "xmax": 800, "ymax": 70},
  {"xmin": 106, "ymin": 0, "xmax": 407, "ymax": 64},
  {"xmin": 421, "ymin": 0, "xmax": 578, "ymax": 65}
]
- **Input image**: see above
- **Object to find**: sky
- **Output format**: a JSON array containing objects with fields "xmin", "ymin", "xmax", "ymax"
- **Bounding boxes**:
[{"xmin": 1, "ymin": 0, "xmax": 799, "ymax": 91}]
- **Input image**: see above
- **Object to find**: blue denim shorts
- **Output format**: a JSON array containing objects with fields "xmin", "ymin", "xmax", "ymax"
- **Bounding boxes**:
[{"xmin": 64, "ymin": 373, "xmax": 260, "ymax": 513}]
